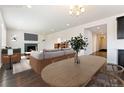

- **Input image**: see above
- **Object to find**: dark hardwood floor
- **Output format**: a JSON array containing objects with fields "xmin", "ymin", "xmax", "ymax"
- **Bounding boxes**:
[
  {"xmin": 91, "ymin": 50, "xmax": 107, "ymax": 58},
  {"xmin": 91, "ymin": 50, "xmax": 124, "ymax": 82},
  {"xmin": 1, "ymin": 50, "xmax": 123, "ymax": 87},
  {"xmin": 0, "ymin": 67, "xmax": 49, "ymax": 87}
]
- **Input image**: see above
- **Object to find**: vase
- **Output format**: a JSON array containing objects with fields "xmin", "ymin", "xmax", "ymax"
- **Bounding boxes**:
[{"xmin": 74, "ymin": 52, "xmax": 80, "ymax": 64}]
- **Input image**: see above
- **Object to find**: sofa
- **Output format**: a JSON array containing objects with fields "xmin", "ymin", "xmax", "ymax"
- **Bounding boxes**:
[{"xmin": 30, "ymin": 48, "xmax": 75, "ymax": 75}]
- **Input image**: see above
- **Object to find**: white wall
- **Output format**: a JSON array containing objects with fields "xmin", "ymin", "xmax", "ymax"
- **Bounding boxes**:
[
  {"xmin": 0, "ymin": 10, "xmax": 7, "ymax": 68},
  {"xmin": 1, "ymin": 23, "xmax": 6, "ymax": 48},
  {"xmin": 0, "ymin": 13, "xmax": 6, "ymax": 48},
  {"xmin": 45, "ymin": 25, "xmax": 85, "ymax": 56},
  {"xmin": 45, "ymin": 13, "xmax": 124, "ymax": 64},
  {"xmin": 0, "ymin": 25, "xmax": 2, "ymax": 67},
  {"xmin": 44, "ymin": 25, "xmax": 96, "ymax": 56},
  {"xmin": 92, "ymin": 32, "xmax": 98, "ymax": 52},
  {"xmin": 84, "ymin": 30, "xmax": 93, "ymax": 55},
  {"xmin": 45, "ymin": 25, "xmax": 84, "ymax": 49},
  {"xmin": 7, "ymin": 30, "xmax": 44, "ymax": 53}
]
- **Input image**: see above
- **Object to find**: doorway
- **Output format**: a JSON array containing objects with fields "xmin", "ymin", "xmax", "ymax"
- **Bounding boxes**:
[{"xmin": 84, "ymin": 24, "xmax": 107, "ymax": 58}]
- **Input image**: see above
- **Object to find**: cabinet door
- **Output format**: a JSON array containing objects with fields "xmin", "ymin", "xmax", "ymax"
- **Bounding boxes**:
[
  {"xmin": 2, "ymin": 55, "xmax": 10, "ymax": 64},
  {"xmin": 118, "ymin": 50, "xmax": 124, "ymax": 67}
]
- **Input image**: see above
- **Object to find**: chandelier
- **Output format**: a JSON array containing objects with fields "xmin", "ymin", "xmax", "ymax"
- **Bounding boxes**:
[{"xmin": 69, "ymin": 5, "xmax": 85, "ymax": 16}]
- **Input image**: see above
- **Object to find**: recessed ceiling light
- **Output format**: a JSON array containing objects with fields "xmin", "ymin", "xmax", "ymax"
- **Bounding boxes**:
[
  {"xmin": 97, "ymin": 27, "xmax": 100, "ymax": 29},
  {"xmin": 66, "ymin": 24, "xmax": 70, "ymax": 26},
  {"xmin": 26, "ymin": 5, "xmax": 32, "ymax": 8}
]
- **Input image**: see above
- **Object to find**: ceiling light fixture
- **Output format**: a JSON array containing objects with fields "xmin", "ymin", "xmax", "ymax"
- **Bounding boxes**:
[
  {"xmin": 66, "ymin": 24, "xmax": 70, "ymax": 26},
  {"xmin": 97, "ymin": 27, "xmax": 100, "ymax": 29},
  {"xmin": 69, "ymin": 5, "xmax": 85, "ymax": 16},
  {"xmin": 26, "ymin": 5, "xmax": 32, "ymax": 8}
]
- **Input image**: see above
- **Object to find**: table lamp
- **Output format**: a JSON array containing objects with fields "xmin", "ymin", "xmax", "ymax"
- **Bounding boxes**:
[{"xmin": 7, "ymin": 48, "xmax": 13, "ymax": 55}]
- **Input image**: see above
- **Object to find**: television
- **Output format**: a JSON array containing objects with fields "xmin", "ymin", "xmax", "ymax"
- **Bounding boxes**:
[
  {"xmin": 24, "ymin": 33, "xmax": 38, "ymax": 41},
  {"xmin": 117, "ymin": 16, "xmax": 124, "ymax": 39}
]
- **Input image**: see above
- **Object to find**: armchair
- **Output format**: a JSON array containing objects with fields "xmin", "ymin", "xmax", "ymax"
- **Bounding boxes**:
[{"xmin": 1, "ymin": 48, "xmax": 21, "ymax": 64}]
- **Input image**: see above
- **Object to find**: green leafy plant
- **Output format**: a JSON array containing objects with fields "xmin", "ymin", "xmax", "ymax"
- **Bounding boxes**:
[{"xmin": 68, "ymin": 33, "xmax": 88, "ymax": 54}]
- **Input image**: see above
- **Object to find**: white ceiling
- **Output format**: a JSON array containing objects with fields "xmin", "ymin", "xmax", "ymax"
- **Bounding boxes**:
[
  {"xmin": 1, "ymin": 5, "xmax": 124, "ymax": 35},
  {"xmin": 85, "ymin": 24, "xmax": 107, "ymax": 35}
]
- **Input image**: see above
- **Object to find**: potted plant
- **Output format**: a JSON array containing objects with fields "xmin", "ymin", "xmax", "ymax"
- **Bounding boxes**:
[{"xmin": 68, "ymin": 33, "xmax": 88, "ymax": 64}]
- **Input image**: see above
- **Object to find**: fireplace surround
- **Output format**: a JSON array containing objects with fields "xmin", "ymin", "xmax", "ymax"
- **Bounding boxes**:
[
  {"xmin": 118, "ymin": 49, "xmax": 124, "ymax": 67},
  {"xmin": 24, "ymin": 43, "xmax": 38, "ymax": 52}
]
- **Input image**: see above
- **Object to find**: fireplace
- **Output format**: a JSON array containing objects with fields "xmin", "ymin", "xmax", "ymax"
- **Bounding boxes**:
[
  {"xmin": 24, "ymin": 43, "xmax": 38, "ymax": 52},
  {"xmin": 118, "ymin": 49, "xmax": 124, "ymax": 67}
]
